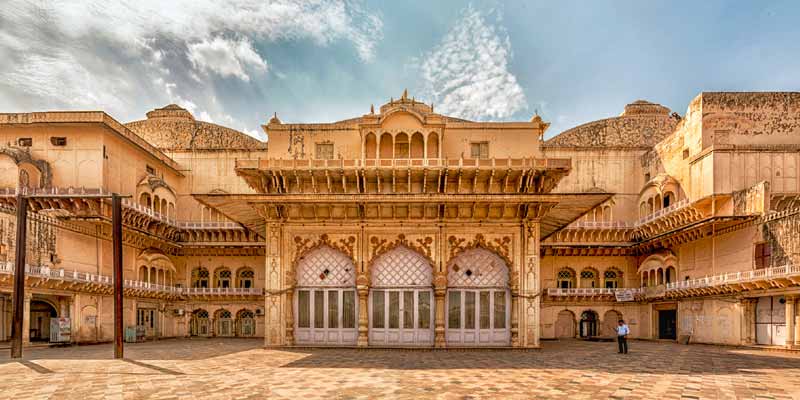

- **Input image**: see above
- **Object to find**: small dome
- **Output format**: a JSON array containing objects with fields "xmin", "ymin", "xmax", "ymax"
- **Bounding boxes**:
[
  {"xmin": 269, "ymin": 112, "xmax": 281, "ymax": 125},
  {"xmin": 621, "ymin": 100, "xmax": 670, "ymax": 116},
  {"xmin": 145, "ymin": 104, "xmax": 195, "ymax": 120}
]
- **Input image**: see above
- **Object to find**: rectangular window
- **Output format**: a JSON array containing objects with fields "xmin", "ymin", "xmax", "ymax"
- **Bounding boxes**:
[
  {"xmin": 464, "ymin": 291, "xmax": 476, "ymax": 330},
  {"xmin": 494, "ymin": 291, "xmax": 506, "ymax": 329},
  {"xmin": 479, "ymin": 291, "xmax": 491, "ymax": 329},
  {"xmin": 342, "ymin": 290, "xmax": 356, "ymax": 329},
  {"xmin": 388, "ymin": 291, "xmax": 400, "ymax": 329},
  {"xmin": 314, "ymin": 290, "xmax": 324, "ymax": 328},
  {"xmin": 298, "ymin": 290, "xmax": 310, "ymax": 328},
  {"xmin": 50, "ymin": 137, "xmax": 67, "ymax": 146},
  {"xmin": 328, "ymin": 290, "xmax": 339, "ymax": 329},
  {"xmin": 372, "ymin": 291, "xmax": 385, "ymax": 328},
  {"xmin": 470, "ymin": 142, "xmax": 489, "ymax": 159},
  {"xmin": 18, "ymin": 138, "xmax": 32, "ymax": 147},
  {"xmin": 403, "ymin": 291, "xmax": 414, "ymax": 329},
  {"xmin": 418, "ymin": 291, "xmax": 430, "ymax": 329},
  {"xmin": 755, "ymin": 243, "xmax": 771, "ymax": 269},
  {"xmin": 448, "ymin": 290, "xmax": 461, "ymax": 329},
  {"xmin": 315, "ymin": 143, "xmax": 334, "ymax": 160}
]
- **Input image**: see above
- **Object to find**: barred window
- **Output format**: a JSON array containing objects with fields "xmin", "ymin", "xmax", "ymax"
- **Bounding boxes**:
[{"xmin": 316, "ymin": 143, "xmax": 334, "ymax": 160}]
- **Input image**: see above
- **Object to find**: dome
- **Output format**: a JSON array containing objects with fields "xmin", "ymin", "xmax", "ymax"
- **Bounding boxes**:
[
  {"xmin": 126, "ymin": 105, "xmax": 267, "ymax": 151},
  {"xmin": 545, "ymin": 100, "xmax": 680, "ymax": 148}
]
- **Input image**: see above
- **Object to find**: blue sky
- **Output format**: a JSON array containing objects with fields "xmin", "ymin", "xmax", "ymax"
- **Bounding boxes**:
[{"xmin": 1, "ymin": 1, "xmax": 799, "ymax": 139}]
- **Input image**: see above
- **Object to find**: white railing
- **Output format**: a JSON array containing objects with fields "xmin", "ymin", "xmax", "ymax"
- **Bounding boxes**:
[
  {"xmin": 177, "ymin": 221, "xmax": 242, "ymax": 229},
  {"xmin": 570, "ymin": 221, "xmax": 635, "ymax": 229},
  {"xmin": 0, "ymin": 261, "xmax": 262, "ymax": 296},
  {"xmin": 667, "ymin": 264, "xmax": 800, "ymax": 291},
  {"xmin": 237, "ymin": 157, "xmax": 571, "ymax": 171},
  {"xmin": 547, "ymin": 287, "xmax": 642, "ymax": 296},
  {"xmin": 121, "ymin": 198, "xmax": 178, "ymax": 226},
  {"xmin": 183, "ymin": 287, "xmax": 263, "ymax": 296},
  {"xmin": 636, "ymin": 199, "xmax": 691, "ymax": 226}
]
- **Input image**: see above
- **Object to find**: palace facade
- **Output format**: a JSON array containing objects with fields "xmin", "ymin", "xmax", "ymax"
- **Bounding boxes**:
[{"xmin": 0, "ymin": 91, "xmax": 798, "ymax": 348}]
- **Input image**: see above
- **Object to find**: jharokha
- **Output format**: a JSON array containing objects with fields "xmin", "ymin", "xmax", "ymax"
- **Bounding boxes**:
[{"xmin": 1, "ymin": 90, "xmax": 799, "ymax": 349}]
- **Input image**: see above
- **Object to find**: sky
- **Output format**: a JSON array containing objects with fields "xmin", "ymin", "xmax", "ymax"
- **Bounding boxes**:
[{"xmin": 1, "ymin": 0, "xmax": 799, "ymax": 140}]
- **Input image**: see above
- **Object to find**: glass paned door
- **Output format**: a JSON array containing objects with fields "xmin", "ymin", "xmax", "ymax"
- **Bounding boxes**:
[
  {"xmin": 446, "ymin": 289, "xmax": 510, "ymax": 346},
  {"xmin": 369, "ymin": 289, "xmax": 434, "ymax": 346},
  {"xmin": 295, "ymin": 288, "xmax": 358, "ymax": 345}
]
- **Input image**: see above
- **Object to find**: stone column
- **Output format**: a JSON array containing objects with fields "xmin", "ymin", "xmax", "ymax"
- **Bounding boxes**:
[
  {"xmin": 794, "ymin": 297, "xmax": 800, "ymax": 348},
  {"xmin": 740, "ymin": 298, "xmax": 758, "ymax": 345},
  {"xmin": 22, "ymin": 293, "xmax": 32, "ymax": 344},
  {"xmin": 356, "ymin": 285, "xmax": 369, "ymax": 347},
  {"xmin": 517, "ymin": 220, "xmax": 540, "ymax": 348},
  {"xmin": 264, "ymin": 222, "xmax": 285, "ymax": 347},
  {"xmin": 434, "ymin": 225, "xmax": 446, "ymax": 348},
  {"xmin": 433, "ymin": 286, "xmax": 446, "ymax": 348},
  {"xmin": 787, "ymin": 295, "xmax": 796, "ymax": 349}
]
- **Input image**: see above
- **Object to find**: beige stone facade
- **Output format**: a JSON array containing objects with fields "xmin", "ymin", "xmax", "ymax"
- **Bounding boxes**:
[{"xmin": 0, "ymin": 91, "xmax": 798, "ymax": 348}]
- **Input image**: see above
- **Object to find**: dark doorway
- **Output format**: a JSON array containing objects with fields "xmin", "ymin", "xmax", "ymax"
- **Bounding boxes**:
[
  {"xmin": 658, "ymin": 309, "xmax": 677, "ymax": 340},
  {"xmin": 30, "ymin": 300, "xmax": 58, "ymax": 342},
  {"xmin": 579, "ymin": 311, "xmax": 598, "ymax": 338}
]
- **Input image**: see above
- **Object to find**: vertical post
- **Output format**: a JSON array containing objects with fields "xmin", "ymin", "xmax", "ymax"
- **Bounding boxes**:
[
  {"xmin": 112, "ymin": 194, "xmax": 124, "ymax": 359},
  {"xmin": 11, "ymin": 194, "xmax": 27, "ymax": 358}
]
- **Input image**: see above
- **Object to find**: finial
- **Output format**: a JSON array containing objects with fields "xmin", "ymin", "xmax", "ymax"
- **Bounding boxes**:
[
  {"xmin": 431, "ymin": 103, "xmax": 434, "ymax": 113},
  {"xmin": 390, "ymin": 97, "xmax": 394, "ymax": 103},
  {"xmin": 411, "ymin": 97, "xmax": 415, "ymax": 105},
  {"xmin": 370, "ymin": 104, "xmax": 375, "ymax": 114},
  {"xmin": 402, "ymin": 88, "xmax": 408, "ymax": 100},
  {"xmin": 269, "ymin": 112, "xmax": 281, "ymax": 124}
]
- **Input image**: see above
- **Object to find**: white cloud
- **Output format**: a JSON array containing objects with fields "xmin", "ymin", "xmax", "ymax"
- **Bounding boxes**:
[
  {"xmin": 0, "ymin": 0, "xmax": 382, "ymax": 130},
  {"xmin": 417, "ymin": 6, "xmax": 527, "ymax": 121},
  {"xmin": 188, "ymin": 36, "xmax": 267, "ymax": 81}
]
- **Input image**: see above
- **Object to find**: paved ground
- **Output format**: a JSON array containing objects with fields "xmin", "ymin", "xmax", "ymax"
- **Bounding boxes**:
[{"xmin": 1, "ymin": 339, "xmax": 800, "ymax": 399}]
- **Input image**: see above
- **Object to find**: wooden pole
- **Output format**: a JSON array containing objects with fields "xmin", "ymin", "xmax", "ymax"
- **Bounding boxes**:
[
  {"xmin": 11, "ymin": 194, "xmax": 27, "ymax": 359},
  {"xmin": 112, "ymin": 194, "xmax": 124, "ymax": 359}
]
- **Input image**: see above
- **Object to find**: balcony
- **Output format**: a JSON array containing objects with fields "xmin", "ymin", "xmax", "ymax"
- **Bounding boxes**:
[
  {"xmin": 546, "ymin": 287, "xmax": 642, "ymax": 299},
  {"xmin": 666, "ymin": 264, "xmax": 800, "ymax": 297},
  {"xmin": 0, "ymin": 261, "xmax": 263, "ymax": 299},
  {"xmin": 636, "ymin": 199, "xmax": 691, "ymax": 226}
]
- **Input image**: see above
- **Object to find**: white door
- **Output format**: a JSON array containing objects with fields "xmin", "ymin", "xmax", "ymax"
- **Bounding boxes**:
[
  {"xmin": 369, "ymin": 288, "xmax": 433, "ymax": 346},
  {"xmin": 295, "ymin": 288, "xmax": 358, "ymax": 345},
  {"xmin": 446, "ymin": 289, "xmax": 509, "ymax": 346},
  {"xmin": 756, "ymin": 296, "xmax": 786, "ymax": 346}
]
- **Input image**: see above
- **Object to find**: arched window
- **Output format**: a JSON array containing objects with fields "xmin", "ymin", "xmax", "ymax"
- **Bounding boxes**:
[
  {"xmin": 379, "ymin": 133, "xmax": 393, "ymax": 159},
  {"xmin": 604, "ymin": 268, "xmax": 622, "ymax": 288},
  {"xmin": 657, "ymin": 267, "xmax": 664, "ymax": 285},
  {"xmin": 663, "ymin": 191, "xmax": 675, "ymax": 208},
  {"xmin": 427, "ymin": 132, "xmax": 439, "ymax": 159},
  {"xmin": 192, "ymin": 267, "xmax": 210, "ymax": 288},
  {"xmin": 215, "ymin": 309, "xmax": 233, "ymax": 336},
  {"xmin": 215, "ymin": 268, "xmax": 232, "ymax": 288},
  {"xmin": 394, "ymin": 133, "xmax": 409, "ymax": 158},
  {"xmin": 556, "ymin": 268, "xmax": 575, "ymax": 289},
  {"xmin": 237, "ymin": 309, "xmax": 256, "ymax": 337},
  {"xmin": 139, "ymin": 192, "xmax": 151, "ymax": 208},
  {"xmin": 237, "ymin": 268, "xmax": 255, "ymax": 288},
  {"xmin": 580, "ymin": 268, "xmax": 598, "ymax": 288},
  {"xmin": 410, "ymin": 132, "xmax": 424, "ymax": 158},
  {"xmin": 665, "ymin": 266, "xmax": 676, "ymax": 284},
  {"xmin": 365, "ymin": 133, "xmax": 377, "ymax": 159},
  {"xmin": 190, "ymin": 309, "xmax": 210, "ymax": 336}
]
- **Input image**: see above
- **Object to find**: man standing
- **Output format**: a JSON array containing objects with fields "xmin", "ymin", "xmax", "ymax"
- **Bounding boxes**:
[{"xmin": 616, "ymin": 319, "xmax": 629, "ymax": 354}]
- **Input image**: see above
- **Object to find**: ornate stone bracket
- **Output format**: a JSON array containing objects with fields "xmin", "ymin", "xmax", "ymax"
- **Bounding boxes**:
[{"xmin": 0, "ymin": 146, "xmax": 52, "ymax": 188}]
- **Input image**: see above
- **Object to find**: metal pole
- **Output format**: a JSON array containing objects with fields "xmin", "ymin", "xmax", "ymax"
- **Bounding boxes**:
[
  {"xmin": 11, "ymin": 194, "xmax": 27, "ymax": 359},
  {"xmin": 112, "ymin": 194, "xmax": 124, "ymax": 359}
]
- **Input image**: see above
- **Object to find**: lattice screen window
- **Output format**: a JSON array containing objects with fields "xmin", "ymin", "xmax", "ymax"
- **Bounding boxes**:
[
  {"xmin": 237, "ymin": 309, "xmax": 255, "ymax": 319},
  {"xmin": 192, "ymin": 268, "xmax": 210, "ymax": 288},
  {"xmin": 238, "ymin": 269, "xmax": 255, "ymax": 288},
  {"xmin": 296, "ymin": 245, "xmax": 356, "ymax": 287},
  {"xmin": 580, "ymin": 270, "xmax": 595, "ymax": 279},
  {"xmin": 604, "ymin": 270, "xmax": 620, "ymax": 288},
  {"xmin": 216, "ymin": 309, "xmax": 232, "ymax": 319},
  {"xmin": 557, "ymin": 269, "xmax": 575, "ymax": 289},
  {"xmin": 194, "ymin": 309, "xmax": 209, "ymax": 319},
  {"xmin": 447, "ymin": 248, "xmax": 509, "ymax": 288},
  {"xmin": 372, "ymin": 246, "xmax": 432, "ymax": 287}
]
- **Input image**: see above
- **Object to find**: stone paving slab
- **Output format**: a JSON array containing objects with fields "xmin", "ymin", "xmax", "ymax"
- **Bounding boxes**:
[{"xmin": 1, "ymin": 339, "xmax": 799, "ymax": 399}]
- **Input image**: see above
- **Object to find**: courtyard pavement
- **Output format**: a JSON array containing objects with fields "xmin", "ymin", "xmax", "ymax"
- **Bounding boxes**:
[{"xmin": 1, "ymin": 339, "xmax": 799, "ymax": 399}]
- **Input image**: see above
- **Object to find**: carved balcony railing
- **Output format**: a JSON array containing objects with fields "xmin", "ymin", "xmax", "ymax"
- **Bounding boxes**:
[
  {"xmin": 547, "ymin": 287, "xmax": 643, "ymax": 297},
  {"xmin": 636, "ymin": 199, "xmax": 691, "ymax": 226},
  {"xmin": 237, "ymin": 157, "xmax": 571, "ymax": 170},
  {"xmin": 666, "ymin": 264, "xmax": 800, "ymax": 297},
  {"xmin": 0, "ymin": 261, "xmax": 263, "ymax": 298}
]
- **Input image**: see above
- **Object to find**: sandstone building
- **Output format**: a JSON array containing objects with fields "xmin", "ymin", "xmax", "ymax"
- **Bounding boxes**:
[{"xmin": 0, "ymin": 91, "xmax": 798, "ymax": 348}]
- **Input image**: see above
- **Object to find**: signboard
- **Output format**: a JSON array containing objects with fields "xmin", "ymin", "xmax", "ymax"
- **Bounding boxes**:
[
  {"xmin": 49, "ymin": 317, "xmax": 71, "ymax": 343},
  {"xmin": 645, "ymin": 284, "xmax": 667, "ymax": 299},
  {"xmin": 615, "ymin": 289, "xmax": 636, "ymax": 302}
]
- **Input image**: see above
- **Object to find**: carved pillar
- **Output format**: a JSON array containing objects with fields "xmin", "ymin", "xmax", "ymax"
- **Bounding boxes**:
[
  {"xmin": 786, "ymin": 295, "xmax": 796, "ymax": 349},
  {"xmin": 356, "ymin": 285, "xmax": 369, "ymax": 346},
  {"xmin": 356, "ymin": 225, "xmax": 369, "ymax": 347},
  {"xmin": 435, "ymin": 225, "xmax": 446, "ymax": 347},
  {"xmin": 264, "ymin": 222, "xmax": 285, "ymax": 347},
  {"xmin": 284, "ymin": 290, "xmax": 294, "ymax": 346},
  {"xmin": 22, "ymin": 293, "xmax": 31, "ymax": 344},
  {"xmin": 794, "ymin": 297, "xmax": 800, "ymax": 347},
  {"xmin": 518, "ymin": 220, "xmax": 540, "ymax": 348},
  {"xmin": 740, "ymin": 298, "xmax": 757, "ymax": 345}
]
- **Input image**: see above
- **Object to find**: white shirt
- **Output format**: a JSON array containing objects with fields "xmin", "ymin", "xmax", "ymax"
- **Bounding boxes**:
[{"xmin": 616, "ymin": 324, "xmax": 629, "ymax": 336}]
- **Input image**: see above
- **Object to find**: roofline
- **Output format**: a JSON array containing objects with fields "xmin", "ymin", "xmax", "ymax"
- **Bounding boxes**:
[{"xmin": 0, "ymin": 111, "xmax": 183, "ymax": 175}]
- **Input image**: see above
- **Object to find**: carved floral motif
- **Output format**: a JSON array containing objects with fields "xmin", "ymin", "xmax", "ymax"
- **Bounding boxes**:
[
  {"xmin": 292, "ymin": 233, "xmax": 356, "ymax": 268},
  {"xmin": 448, "ymin": 234, "xmax": 513, "ymax": 269},
  {"xmin": 369, "ymin": 234, "xmax": 434, "ymax": 266}
]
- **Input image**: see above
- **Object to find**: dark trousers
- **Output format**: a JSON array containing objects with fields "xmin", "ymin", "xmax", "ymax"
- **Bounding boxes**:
[{"xmin": 617, "ymin": 335, "xmax": 628, "ymax": 353}]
